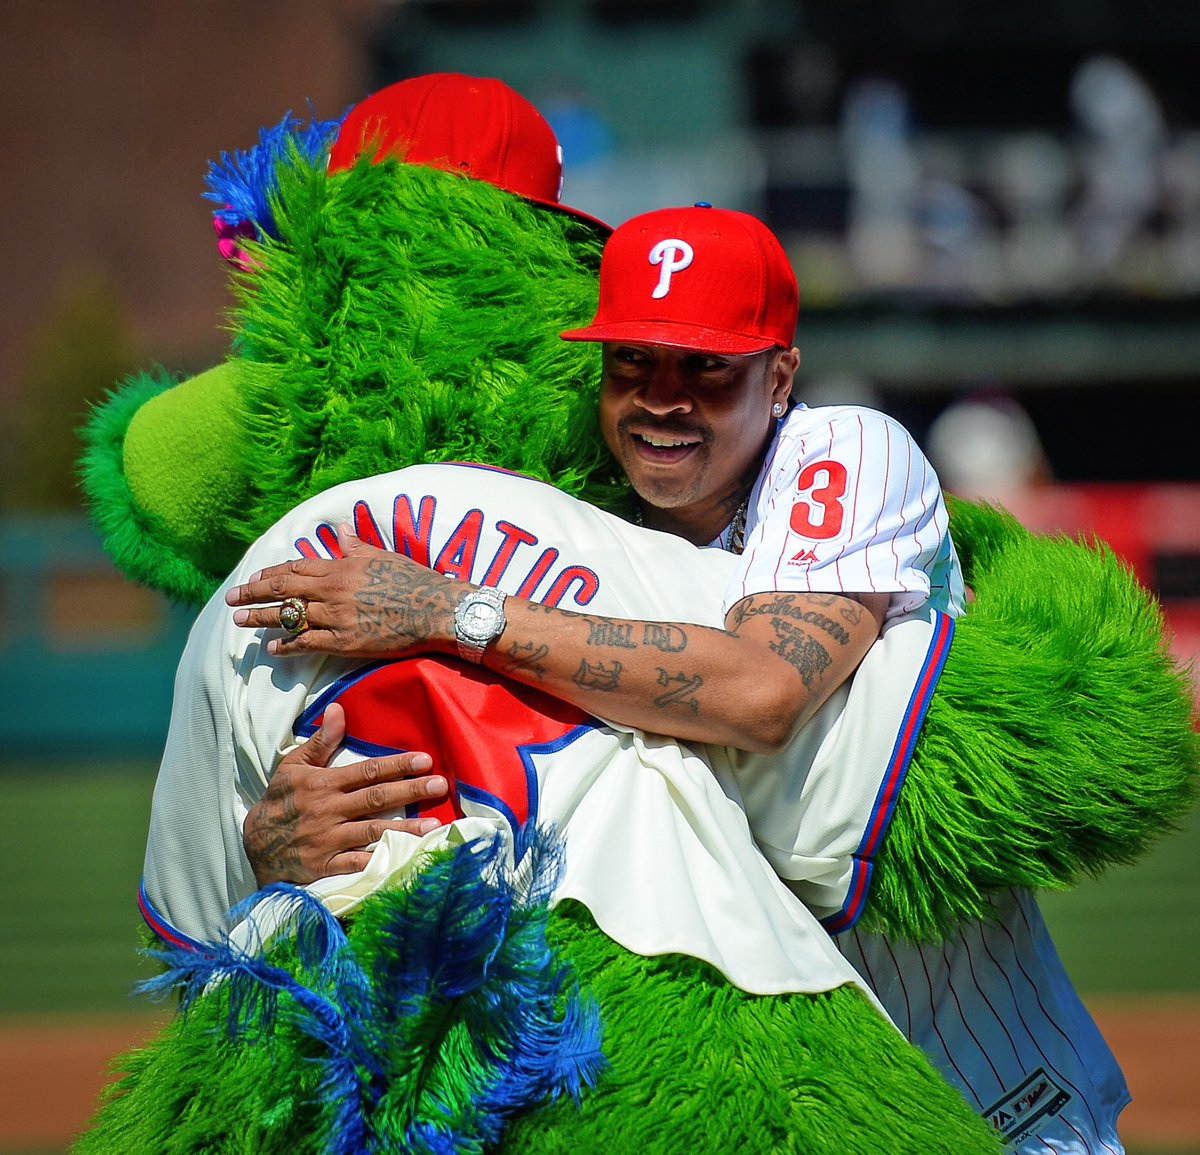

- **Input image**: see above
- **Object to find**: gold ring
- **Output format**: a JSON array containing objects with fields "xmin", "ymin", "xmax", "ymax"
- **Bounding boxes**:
[{"xmin": 278, "ymin": 596, "xmax": 309, "ymax": 636}]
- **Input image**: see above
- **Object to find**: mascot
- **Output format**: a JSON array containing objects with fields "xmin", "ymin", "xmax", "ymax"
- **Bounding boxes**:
[{"xmin": 74, "ymin": 75, "xmax": 1197, "ymax": 1154}]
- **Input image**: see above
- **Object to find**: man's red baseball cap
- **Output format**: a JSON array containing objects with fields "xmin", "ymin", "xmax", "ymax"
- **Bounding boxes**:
[
  {"xmin": 327, "ymin": 73, "xmax": 609, "ymax": 233},
  {"xmin": 560, "ymin": 204, "xmax": 798, "ymax": 353}
]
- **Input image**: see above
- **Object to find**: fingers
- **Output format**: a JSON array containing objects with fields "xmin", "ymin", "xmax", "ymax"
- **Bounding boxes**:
[
  {"xmin": 225, "ymin": 553, "xmax": 346, "ymax": 608},
  {"xmin": 284, "ymin": 702, "xmax": 346, "ymax": 767},
  {"xmin": 245, "ymin": 742, "xmax": 450, "ymax": 887},
  {"xmin": 295, "ymin": 744, "xmax": 447, "ymax": 814},
  {"xmin": 337, "ymin": 524, "xmax": 383, "ymax": 557},
  {"xmin": 337, "ymin": 758, "xmax": 448, "ymax": 818}
]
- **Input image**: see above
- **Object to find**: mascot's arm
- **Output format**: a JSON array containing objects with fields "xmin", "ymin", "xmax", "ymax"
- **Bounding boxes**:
[
  {"xmin": 858, "ymin": 496, "xmax": 1200, "ymax": 943},
  {"xmin": 80, "ymin": 360, "xmax": 257, "ymax": 606}
]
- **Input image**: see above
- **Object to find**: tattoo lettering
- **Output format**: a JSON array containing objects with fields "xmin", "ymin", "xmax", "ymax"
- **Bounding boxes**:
[
  {"xmin": 733, "ymin": 594, "xmax": 851, "ymax": 645},
  {"xmin": 768, "ymin": 619, "xmax": 833, "ymax": 689},
  {"xmin": 836, "ymin": 597, "xmax": 866, "ymax": 626},
  {"xmin": 355, "ymin": 557, "xmax": 454, "ymax": 647},
  {"xmin": 573, "ymin": 659, "xmax": 623, "ymax": 693},
  {"xmin": 798, "ymin": 609, "xmax": 849, "ymax": 646},
  {"xmin": 586, "ymin": 620, "xmax": 638, "ymax": 649},
  {"xmin": 501, "ymin": 640, "xmax": 550, "ymax": 681},
  {"xmin": 642, "ymin": 623, "xmax": 687, "ymax": 653},
  {"xmin": 654, "ymin": 668, "xmax": 702, "ymax": 714}
]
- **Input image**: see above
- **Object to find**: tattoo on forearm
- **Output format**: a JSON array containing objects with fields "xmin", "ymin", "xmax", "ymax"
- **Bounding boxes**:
[
  {"xmin": 768, "ymin": 619, "xmax": 833, "ymax": 688},
  {"xmin": 642, "ymin": 623, "xmax": 687, "ymax": 652},
  {"xmin": 573, "ymin": 658, "xmax": 623, "ymax": 692},
  {"xmin": 501, "ymin": 640, "xmax": 550, "ymax": 681},
  {"xmin": 654, "ymin": 668, "xmax": 702, "ymax": 714},
  {"xmin": 586, "ymin": 620, "xmax": 638, "ymax": 649}
]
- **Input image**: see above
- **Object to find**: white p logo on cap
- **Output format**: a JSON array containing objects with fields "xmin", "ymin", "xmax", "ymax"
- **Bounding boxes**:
[{"xmin": 649, "ymin": 238, "xmax": 694, "ymax": 299}]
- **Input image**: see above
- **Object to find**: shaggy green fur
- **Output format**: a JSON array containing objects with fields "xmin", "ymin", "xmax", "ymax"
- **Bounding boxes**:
[
  {"xmin": 862, "ymin": 497, "xmax": 1200, "ymax": 942},
  {"xmin": 227, "ymin": 152, "xmax": 630, "ymax": 548},
  {"xmin": 72, "ymin": 895, "xmax": 1001, "ymax": 1155},
  {"xmin": 78, "ymin": 365, "xmax": 248, "ymax": 606},
  {"xmin": 503, "ymin": 902, "xmax": 1002, "ymax": 1155}
]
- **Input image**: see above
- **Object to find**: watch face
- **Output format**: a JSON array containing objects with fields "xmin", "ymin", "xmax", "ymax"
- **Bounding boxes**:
[{"xmin": 462, "ymin": 602, "xmax": 500, "ymax": 640}]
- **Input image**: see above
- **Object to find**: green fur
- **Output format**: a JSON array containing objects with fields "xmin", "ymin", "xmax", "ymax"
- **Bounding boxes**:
[
  {"xmin": 862, "ymin": 497, "xmax": 1200, "ymax": 942},
  {"xmin": 505, "ymin": 902, "xmax": 1002, "ymax": 1155},
  {"xmin": 78, "ymin": 367, "xmax": 242, "ymax": 606},
  {"xmin": 72, "ymin": 896, "xmax": 1002, "ymax": 1155},
  {"xmin": 227, "ymin": 154, "xmax": 629, "ymax": 547},
  {"xmin": 72, "ymin": 979, "xmax": 327, "ymax": 1154}
]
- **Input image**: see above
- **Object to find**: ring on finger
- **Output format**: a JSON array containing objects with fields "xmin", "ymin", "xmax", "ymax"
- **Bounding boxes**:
[{"xmin": 279, "ymin": 596, "xmax": 310, "ymax": 636}]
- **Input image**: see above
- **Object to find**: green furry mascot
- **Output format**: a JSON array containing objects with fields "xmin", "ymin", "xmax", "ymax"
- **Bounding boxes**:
[{"xmin": 73, "ymin": 76, "xmax": 1197, "ymax": 1155}]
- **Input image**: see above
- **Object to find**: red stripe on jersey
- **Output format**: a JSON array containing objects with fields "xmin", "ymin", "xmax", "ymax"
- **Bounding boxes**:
[{"xmin": 138, "ymin": 881, "xmax": 207, "ymax": 953}]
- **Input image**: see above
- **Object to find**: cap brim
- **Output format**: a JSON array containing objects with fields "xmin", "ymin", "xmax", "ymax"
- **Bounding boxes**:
[
  {"xmin": 524, "ymin": 192, "xmax": 612, "ymax": 236},
  {"xmin": 559, "ymin": 320, "xmax": 780, "ymax": 355}
]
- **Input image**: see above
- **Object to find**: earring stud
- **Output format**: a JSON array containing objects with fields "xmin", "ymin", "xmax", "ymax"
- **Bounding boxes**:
[{"xmin": 772, "ymin": 402, "xmax": 785, "ymax": 417}]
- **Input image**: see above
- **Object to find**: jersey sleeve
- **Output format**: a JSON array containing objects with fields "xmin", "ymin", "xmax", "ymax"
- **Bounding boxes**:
[
  {"xmin": 140, "ymin": 591, "xmax": 263, "ymax": 946},
  {"xmin": 723, "ymin": 407, "xmax": 963, "ymax": 619}
]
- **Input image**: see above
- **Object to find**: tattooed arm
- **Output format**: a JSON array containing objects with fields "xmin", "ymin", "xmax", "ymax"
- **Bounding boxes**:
[
  {"xmin": 226, "ymin": 536, "xmax": 886, "ymax": 754},
  {"xmin": 486, "ymin": 586, "xmax": 885, "ymax": 753}
]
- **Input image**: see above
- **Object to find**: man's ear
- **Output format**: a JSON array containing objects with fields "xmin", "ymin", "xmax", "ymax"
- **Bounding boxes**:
[{"xmin": 771, "ymin": 346, "xmax": 800, "ymax": 408}]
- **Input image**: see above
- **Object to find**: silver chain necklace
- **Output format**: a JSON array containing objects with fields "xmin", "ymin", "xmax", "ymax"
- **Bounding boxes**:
[{"xmin": 635, "ymin": 497, "xmax": 749, "ymax": 555}]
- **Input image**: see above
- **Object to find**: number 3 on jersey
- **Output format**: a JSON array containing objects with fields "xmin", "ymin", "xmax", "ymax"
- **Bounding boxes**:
[{"xmin": 789, "ymin": 459, "xmax": 848, "ymax": 540}]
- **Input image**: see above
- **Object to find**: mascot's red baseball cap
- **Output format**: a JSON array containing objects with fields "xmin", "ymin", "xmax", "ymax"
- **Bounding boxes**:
[
  {"xmin": 560, "ymin": 203, "xmax": 798, "ymax": 353},
  {"xmin": 327, "ymin": 72, "xmax": 609, "ymax": 232}
]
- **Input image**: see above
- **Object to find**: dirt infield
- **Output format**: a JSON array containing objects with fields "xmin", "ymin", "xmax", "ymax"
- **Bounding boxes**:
[{"xmin": 1, "ymin": 1000, "xmax": 1197, "ymax": 1151}]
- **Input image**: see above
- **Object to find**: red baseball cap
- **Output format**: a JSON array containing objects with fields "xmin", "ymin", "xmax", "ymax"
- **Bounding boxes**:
[
  {"xmin": 327, "ymin": 73, "xmax": 609, "ymax": 233},
  {"xmin": 560, "ymin": 204, "xmax": 798, "ymax": 353}
]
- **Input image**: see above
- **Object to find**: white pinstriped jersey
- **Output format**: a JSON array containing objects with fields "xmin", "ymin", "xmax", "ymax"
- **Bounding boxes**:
[
  {"xmin": 716, "ymin": 404, "xmax": 1126, "ymax": 1154},
  {"xmin": 838, "ymin": 890, "xmax": 1130, "ymax": 1155},
  {"xmin": 721, "ymin": 404, "xmax": 966, "ymax": 621}
]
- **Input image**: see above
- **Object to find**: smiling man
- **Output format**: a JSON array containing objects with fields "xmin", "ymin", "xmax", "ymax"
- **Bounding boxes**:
[{"xmin": 233, "ymin": 205, "xmax": 962, "ymax": 758}]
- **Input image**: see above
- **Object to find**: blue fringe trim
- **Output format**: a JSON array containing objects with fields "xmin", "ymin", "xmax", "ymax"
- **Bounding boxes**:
[
  {"xmin": 141, "ymin": 829, "xmax": 605, "ymax": 1154},
  {"xmin": 204, "ymin": 107, "xmax": 344, "ymax": 239}
]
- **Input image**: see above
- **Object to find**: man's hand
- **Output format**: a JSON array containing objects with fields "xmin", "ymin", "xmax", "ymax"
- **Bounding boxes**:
[
  {"xmin": 226, "ymin": 528, "xmax": 458, "ymax": 659},
  {"xmin": 243, "ymin": 701, "xmax": 449, "ymax": 887}
]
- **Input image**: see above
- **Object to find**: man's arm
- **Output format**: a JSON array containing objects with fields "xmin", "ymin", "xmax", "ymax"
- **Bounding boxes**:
[{"xmin": 227, "ymin": 534, "xmax": 887, "ymax": 755}]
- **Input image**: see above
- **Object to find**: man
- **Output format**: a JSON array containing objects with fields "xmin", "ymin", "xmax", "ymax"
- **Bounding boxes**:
[
  {"xmin": 227, "ymin": 205, "xmax": 1129, "ymax": 1154},
  {"xmin": 233, "ymin": 203, "xmax": 958, "ymax": 764}
]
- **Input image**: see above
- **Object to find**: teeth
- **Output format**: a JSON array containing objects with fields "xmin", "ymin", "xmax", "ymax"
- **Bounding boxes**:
[{"xmin": 640, "ymin": 434, "xmax": 691, "ymax": 447}]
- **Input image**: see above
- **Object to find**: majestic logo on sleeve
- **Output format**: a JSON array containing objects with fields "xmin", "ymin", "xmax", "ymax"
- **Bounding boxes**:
[
  {"xmin": 296, "ymin": 658, "xmax": 596, "ymax": 857},
  {"xmin": 649, "ymin": 238, "xmax": 694, "ymax": 298},
  {"xmin": 984, "ymin": 1068, "xmax": 1071, "ymax": 1145}
]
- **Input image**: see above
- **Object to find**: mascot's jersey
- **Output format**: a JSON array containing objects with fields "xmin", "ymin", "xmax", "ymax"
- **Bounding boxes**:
[
  {"xmin": 142, "ymin": 461, "xmax": 1128, "ymax": 1151},
  {"xmin": 142, "ymin": 462, "xmax": 949, "ymax": 1004}
]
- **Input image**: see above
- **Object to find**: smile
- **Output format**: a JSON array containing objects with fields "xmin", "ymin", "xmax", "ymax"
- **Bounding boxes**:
[{"xmin": 637, "ymin": 433, "xmax": 697, "ymax": 448}]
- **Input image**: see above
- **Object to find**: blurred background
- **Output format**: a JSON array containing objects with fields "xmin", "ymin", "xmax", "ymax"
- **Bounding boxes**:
[{"xmin": 0, "ymin": 1, "xmax": 1196, "ymax": 1152}]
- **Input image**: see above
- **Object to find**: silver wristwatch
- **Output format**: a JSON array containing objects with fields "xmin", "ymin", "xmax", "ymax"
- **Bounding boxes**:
[{"xmin": 453, "ymin": 586, "xmax": 508, "ymax": 664}]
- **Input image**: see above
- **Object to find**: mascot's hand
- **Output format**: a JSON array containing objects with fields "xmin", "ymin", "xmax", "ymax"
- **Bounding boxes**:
[
  {"xmin": 243, "ymin": 701, "xmax": 448, "ymax": 887},
  {"xmin": 227, "ymin": 528, "xmax": 460, "ymax": 660}
]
